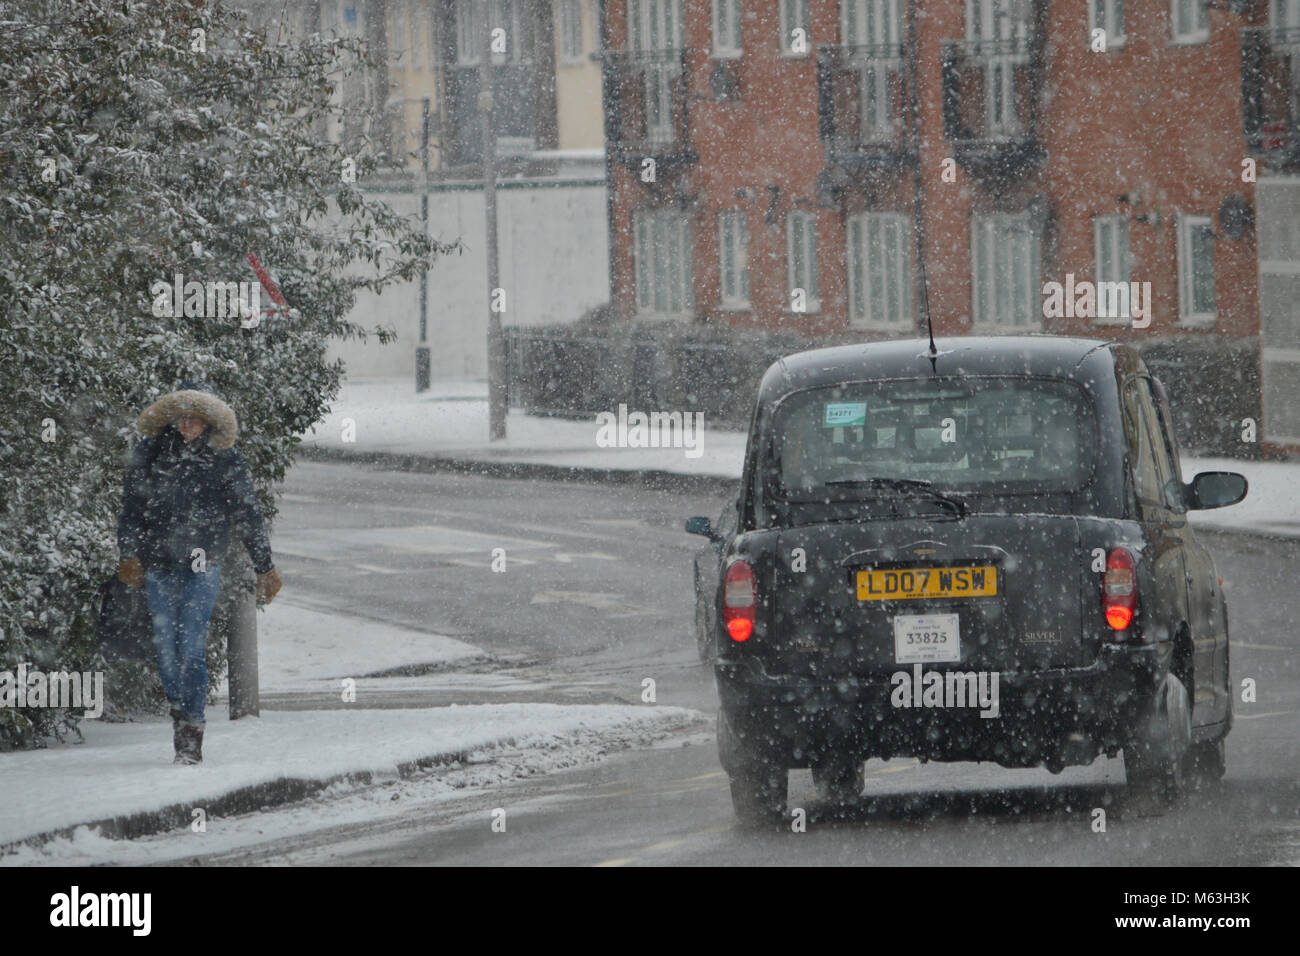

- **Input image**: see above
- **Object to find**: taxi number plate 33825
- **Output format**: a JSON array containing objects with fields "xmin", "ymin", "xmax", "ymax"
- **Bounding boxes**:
[{"xmin": 894, "ymin": 613, "xmax": 960, "ymax": 664}]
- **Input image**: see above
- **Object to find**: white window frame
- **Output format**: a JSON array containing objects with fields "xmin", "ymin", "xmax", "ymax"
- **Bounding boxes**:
[
  {"xmin": 841, "ymin": 0, "xmax": 903, "ymax": 48},
  {"xmin": 320, "ymin": 1, "xmax": 371, "ymax": 143},
  {"xmin": 628, "ymin": 0, "xmax": 683, "ymax": 52},
  {"xmin": 1271, "ymin": 0, "xmax": 1300, "ymax": 44},
  {"xmin": 965, "ymin": 0, "xmax": 1030, "ymax": 138},
  {"xmin": 718, "ymin": 212, "xmax": 751, "ymax": 309},
  {"xmin": 779, "ymin": 0, "xmax": 810, "ymax": 57},
  {"xmin": 842, "ymin": 0, "xmax": 903, "ymax": 140},
  {"xmin": 1088, "ymin": 0, "xmax": 1126, "ymax": 49},
  {"xmin": 1170, "ymin": 0, "xmax": 1209, "ymax": 45},
  {"xmin": 786, "ymin": 211, "xmax": 821, "ymax": 313},
  {"xmin": 559, "ymin": 0, "xmax": 584, "ymax": 64},
  {"xmin": 1092, "ymin": 215, "xmax": 1132, "ymax": 324},
  {"xmin": 712, "ymin": 0, "xmax": 743, "ymax": 58},
  {"xmin": 634, "ymin": 210, "xmax": 693, "ymax": 318},
  {"xmin": 848, "ymin": 212, "xmax": 913, "ymax": 328},
  {"xmin": 455, "ymin": 0, "xmax": 479, "ymax": 64},
  {"xmin": 970, "ymin": 212, "xmax": 1041, "ymax": 330},
  {"xmin": 966, "ymin": 0, "xmax": 1030, "ymax": 45},
  {"xmin": 1176, "ymin": 213, "xmax": 1216, "ymax": 325}
]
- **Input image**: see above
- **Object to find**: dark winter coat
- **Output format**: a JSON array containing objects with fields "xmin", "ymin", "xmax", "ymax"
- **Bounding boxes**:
[{"xmin": 116, "ymin": 387, "xmax": 274, "ymax": 575}]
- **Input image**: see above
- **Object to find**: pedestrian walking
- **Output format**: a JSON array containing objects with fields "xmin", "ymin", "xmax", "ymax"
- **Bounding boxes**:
[{"xmin": 116, "ymin": 382, "xmax": 281, "ymax": 763}]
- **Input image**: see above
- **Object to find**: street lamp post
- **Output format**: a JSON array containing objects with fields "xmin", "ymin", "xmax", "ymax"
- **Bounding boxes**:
[
  {"xmin": 480, "ymin": 10, "xmax": 506, "ymax": 440},
  {"xmin": 416, "ymin": 96, "xmax": 431, "ymax": 392}
]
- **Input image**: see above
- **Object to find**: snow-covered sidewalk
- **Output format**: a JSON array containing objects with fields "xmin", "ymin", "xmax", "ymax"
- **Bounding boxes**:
[
  {"xmin": 307, "ymin": 379, "xmax": 1300, "ymax": 539},
  {"xmin": 1, "ymin": 599, "xmax": 702, "ymax": 856},
  {"xmin": 303, "ymin": 379, "xmax": 748, "ymax": 478},
  {"xmin": 0, "ymin": 704, "xmax": 701, "ymax": 853}
]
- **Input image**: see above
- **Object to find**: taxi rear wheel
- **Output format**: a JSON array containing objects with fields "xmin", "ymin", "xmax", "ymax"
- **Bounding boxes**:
[
  {"xmin": 1125, "ymin": 673, "xmax": 1191, "ymax": 808},
  {"xmin": 718, "ymin": 707, "xmax": 787, "ymax": 826},
  {"xmin": 728, "ymin": 765, "xmax": 788, "ymax": 827}
]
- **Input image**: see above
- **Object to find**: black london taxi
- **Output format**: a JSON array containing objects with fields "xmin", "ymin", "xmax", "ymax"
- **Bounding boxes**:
[{"xmin": 686, "ymin": 336, "xmax": 1247, "ymax": 825}]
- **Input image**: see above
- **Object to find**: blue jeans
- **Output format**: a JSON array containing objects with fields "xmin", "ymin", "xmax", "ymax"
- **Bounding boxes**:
[{"xmin": 145, "ymin": 566, "xmax": 223, "ymax": 724}]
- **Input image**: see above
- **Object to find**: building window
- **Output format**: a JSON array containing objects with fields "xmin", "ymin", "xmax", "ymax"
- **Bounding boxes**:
[
  {"xmin": 718, "ymin": 212, "xmax": 751, "ymax": 308},
  {"xmin": 409, "ymin": 0, "xmax": 428, "ymax": 67},
  {"xmin": 1177, "ymin": 214, "xmax": 1216, "ymax": 324},
  {"xmin": 842, "ymin": 0, "xmax": 903, "ymax": 139},
  {"xmin": 635, "ymin": 210, "xmax": 693, "ymax": 316},
  {"xmin": 1089, "ymin": 0, "xmax": 1126, "ymax": 48},
  {"xmin": 966, "ymin": 0, "xmax": 1031, "ymax": 137},
  {"xmin": 456, "ymin": 0, "xmax": 530, "ymax": 65},
  {"xmin": 560, "ymin": 0, "xmax": 584, "ymax": 63},
  {"xmin": 1170, "ymin": 0, "xmax": 1209, "ymax": 44},
  {"xmin": 321, "ymin": 1, "xmax": 363, "ymax": 38},
  {"xmin": 971, "ymin": 212, "xmax": 1041, "ymax": 329},
  {"xmin": 1092, "ymin": 215, "xmax": 1131, "ymax": 323},
  {"xmin": 842, "ymin": 0, "xmax": 902, "ymax": 48},
  {"xmin": 628, "ymin": 0, "xmax": 683, "ymax": 52},
  {"xmin": 848, "ymin": 212, "xmax": 912, "ymax": 328},
  {"xmin": 787, "ymin": 211, "xmax": 820, "ymax": 312},
  {"xmin": 779, "ymin": 0, "xmax": 810, "ymax": 55},
  {"xmin": 713, "ymin": 0, "xmax": 743, "ymax": 57}
]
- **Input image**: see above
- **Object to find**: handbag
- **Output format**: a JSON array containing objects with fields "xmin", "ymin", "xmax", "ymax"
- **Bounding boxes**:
[{"xmin": 97, "ymin": 576, "xmax": 155, "ymax": 663}]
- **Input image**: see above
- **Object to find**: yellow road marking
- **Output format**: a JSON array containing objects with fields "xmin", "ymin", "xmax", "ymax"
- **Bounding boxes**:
[
  {"xmin": 594, "ymin": 858, "xmax": 632, "ymax": 867},
  {"xmin": 644, "ymin": 839, "xmax": 685, "ymax": 852}
]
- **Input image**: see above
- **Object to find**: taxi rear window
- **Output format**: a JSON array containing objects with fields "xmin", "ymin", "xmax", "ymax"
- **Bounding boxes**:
[{"xmin": 768, "ymin": 377, "xmax": 1098, "ymax": 500}]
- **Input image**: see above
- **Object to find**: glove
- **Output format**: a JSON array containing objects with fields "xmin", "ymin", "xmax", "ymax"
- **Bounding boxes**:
[
  {"xmin": 256, "ymin": 568, "xmax": 282, "ymax": 605},
  {"xmin": 118, "ymin": 558, "xmax": 145, "ymax": 589}
]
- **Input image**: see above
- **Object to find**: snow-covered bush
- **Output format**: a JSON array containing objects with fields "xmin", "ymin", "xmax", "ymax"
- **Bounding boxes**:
[{"xmin": 0, "ymin": 0, "xmax": 453, "ymax": 748}]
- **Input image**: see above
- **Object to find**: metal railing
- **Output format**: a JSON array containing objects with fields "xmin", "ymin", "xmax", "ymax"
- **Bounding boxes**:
[
  {"xmin": 942, "ymin": 37, "xmax": 1039, "ymax": 147},
  {"xmin": 816, "ymin": 44, "xmax": 912, "ymax": 163},
  {"xmin": 602, "ymin": 48, "xmax": 695, "ymax": 160}
]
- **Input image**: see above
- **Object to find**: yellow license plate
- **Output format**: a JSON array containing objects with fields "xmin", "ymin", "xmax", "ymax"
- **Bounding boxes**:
[{"xmin": 856, "ymin": 565, "xmax": 997, "ymax": 601}]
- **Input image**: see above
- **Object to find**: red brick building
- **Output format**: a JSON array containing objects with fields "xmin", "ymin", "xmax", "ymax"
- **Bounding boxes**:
[{"xmin": 597, "ymin": 0, "xmax": 1300, "ymax": 451}]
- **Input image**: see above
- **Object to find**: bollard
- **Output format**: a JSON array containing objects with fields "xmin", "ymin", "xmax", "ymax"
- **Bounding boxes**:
[
  {"xmin": 213, "ymin": 548, "xmax": 259, "ymax": 719},
  {"xmin": 226, "ymin": 567, "xmax": 259, "ymax": 719}
]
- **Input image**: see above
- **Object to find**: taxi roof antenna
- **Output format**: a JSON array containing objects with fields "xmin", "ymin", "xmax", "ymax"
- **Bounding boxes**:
[
  {"xmin": 919, "ymin": 248, "xmax": 937, "ymax": 374},
  {"xmin": 905, "ymin": 0, "xmax": 937, "ymax": 375}
]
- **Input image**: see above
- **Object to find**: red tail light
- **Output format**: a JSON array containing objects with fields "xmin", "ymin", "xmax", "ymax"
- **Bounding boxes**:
[
  {"xmin": 1103, "ymin": 547, "xmax": 1137, "ymax": 631},
  {"xmin": 723, "ymin": 559, "xmax": 757, "ymax": 642}
]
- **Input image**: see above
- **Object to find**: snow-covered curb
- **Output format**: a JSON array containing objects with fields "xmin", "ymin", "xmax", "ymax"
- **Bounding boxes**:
[{"xmin": 0, "ymin": 704, "xmax": 703, "ymax": 854}]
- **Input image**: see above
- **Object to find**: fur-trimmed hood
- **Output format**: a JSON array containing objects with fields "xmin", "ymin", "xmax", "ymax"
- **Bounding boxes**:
[{"xmin": 137, "ymin": 386, "xmax": 238, "ymax": 450}]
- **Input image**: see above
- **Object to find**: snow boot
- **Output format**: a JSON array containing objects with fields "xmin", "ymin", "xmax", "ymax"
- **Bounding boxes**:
[
  {"xmin": 174, "ymin": 721, "xmax": 204, "ymax": 765},
  {"xmin": 169, "ymin": 705, "xmax": 185, "ymax": 758}
]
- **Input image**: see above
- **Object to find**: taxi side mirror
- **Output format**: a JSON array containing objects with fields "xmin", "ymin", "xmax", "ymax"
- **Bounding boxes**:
[
  {"xmin": 1186, "ymin": 472, "xmax": 1247, "ymax": 510},
  {"xmin": 685, "ymin": 516, "xmax": 720, "ymax": 542}
]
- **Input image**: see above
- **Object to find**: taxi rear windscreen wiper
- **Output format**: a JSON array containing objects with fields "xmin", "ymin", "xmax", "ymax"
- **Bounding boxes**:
[{"xmin": 823, "ymin": 477, "xmax": 967, "ymax": 517}]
